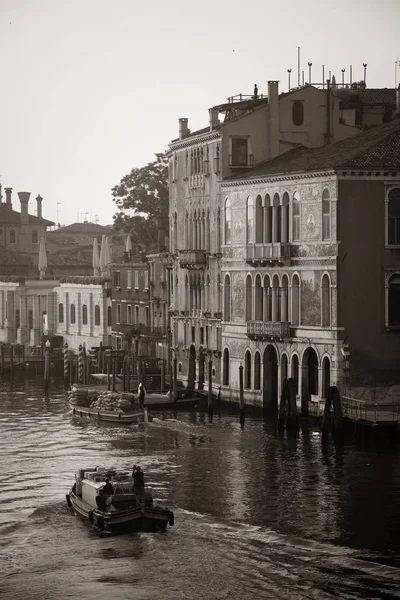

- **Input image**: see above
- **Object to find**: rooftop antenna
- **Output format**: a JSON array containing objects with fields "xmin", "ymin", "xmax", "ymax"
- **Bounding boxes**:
[
  {"xmin": 363, "ymin": 63, "xmax": 367, "ymax": 86},
  {"xmin": 308, "ymin": 62, "xmax": 312, "ymax": 84},
  {"xmin": 341, "ymin": 68, "xmax": 345, "ymax": 86},
  {"xmin": 56, "ymin": 202, "xmax": 61, "ymax": 225},
  {"xmin": 322, "ymin": 65, "xmax": 325, "ymax": 89},
  {"xmin": 395, "ymin": 58, "xmax": 400, "ymax": 88},
  {"xmin": 297, "ymin": 46, "xmax": 301, "ymax": 87},
  {"xmin": 83, "ymin": 212, "xmax": 89, "ymax": 222},
  {"xmin": 287, "ymin": 68, "xmax": 292, "ymax": 90},
  {"xmin": 350, "ymin": 65, "xmax": 353, "ymax": 85}
]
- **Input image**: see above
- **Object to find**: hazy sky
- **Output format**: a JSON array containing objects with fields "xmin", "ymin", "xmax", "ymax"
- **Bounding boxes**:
[{"xmin": 0, "ymin": 0, "xmax": 399, "ymax": 227}]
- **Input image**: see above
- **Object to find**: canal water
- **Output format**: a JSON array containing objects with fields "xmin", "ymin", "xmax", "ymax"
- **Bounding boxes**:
[{"xmin": 1, "ymin": 378, "xmax": 400, "ymax": 600}]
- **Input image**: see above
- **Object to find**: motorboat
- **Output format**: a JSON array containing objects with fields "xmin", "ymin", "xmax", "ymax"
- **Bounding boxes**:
[{"xmin": 66, "ymin": 467, "xmax": 174, "ymax": 534}]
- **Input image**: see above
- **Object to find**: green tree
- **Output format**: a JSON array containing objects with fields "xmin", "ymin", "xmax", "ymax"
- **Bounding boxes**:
[{"xmin": 112, "ymin": 153, "xmax": 169, "ymax": 250}]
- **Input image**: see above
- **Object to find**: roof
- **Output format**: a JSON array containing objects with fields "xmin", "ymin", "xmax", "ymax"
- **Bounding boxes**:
[
  {"xmin": 0, "ymin": 247, "xmax": 33, "ymax": 266},
  {"xmin": 59, "ymin": 276, "xmax": 111, "ymax": 285},
  {"xmin": 338, "ymin": 88, "xmax": 397, "ymax": 109},
  {"xmin": 0, "ymin": 204, "xmax": 53, "ymax": 226},
  {"xmin": 56, "ymin": 222, "xmax": 110, "ymax": 235},
  {"xmin": 225, "ymin": 117, "xmax": 400, "ymax": 181},
  {"xmin": 48, "ymin": 252, "xmax": 91, "ymax": 267}
]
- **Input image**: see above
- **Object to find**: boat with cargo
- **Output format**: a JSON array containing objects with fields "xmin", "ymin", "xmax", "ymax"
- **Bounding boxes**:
[{"xmin": 66, "ymin": 467, "xmax": 174, "ymax": 533}]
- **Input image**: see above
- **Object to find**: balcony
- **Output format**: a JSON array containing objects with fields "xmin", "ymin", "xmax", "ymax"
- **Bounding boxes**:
[
  {"xmin": 247, "ymin": 320, "xmax": 290, "ymax": 340},
  {"xmin": 179, "ymin": 250, "xmax": 208, "ymax": 269},
  {"xmin": 246, "ymin": 243, "xmax": 290, "ymax": 266}
]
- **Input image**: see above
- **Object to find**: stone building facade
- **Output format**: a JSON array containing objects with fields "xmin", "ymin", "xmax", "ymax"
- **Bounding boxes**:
[{"xmin": 219, "ymin": 118, "xmax": 400, "ymax": 409}]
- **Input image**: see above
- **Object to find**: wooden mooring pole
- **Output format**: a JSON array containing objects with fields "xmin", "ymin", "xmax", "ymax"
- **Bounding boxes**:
[
  {"xmin": 239, "ymin": 363, "xmax": 245, "ymax": 426},
  {"xmin": 173, "ymin": 355, "xmax": 178, "ymax": 403},
  {"xmin": 208, "ymin": 356, "xmax": 213, "ymax": 420},
  {"xmin": 44, "ymin": 341, "xmax": 50, "ymax": 394},
  {"xmin": 63, "ymin": 342, "xmax": 69, "ymax": 390}
]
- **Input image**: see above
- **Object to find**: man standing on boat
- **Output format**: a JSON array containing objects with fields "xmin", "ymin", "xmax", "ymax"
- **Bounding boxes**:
[
  {"xmin": 102, "ymin": 478, "xmax": 114, "ymax": 495},
  {"xmin": 138, "ymin": 383, "xmax": 146, "ymax": 408}
]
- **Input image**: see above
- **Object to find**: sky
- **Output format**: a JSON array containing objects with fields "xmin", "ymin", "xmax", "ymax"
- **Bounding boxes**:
[{"xmin": 0, "ymin": 0, "xmax": 399, "ymax": 227}]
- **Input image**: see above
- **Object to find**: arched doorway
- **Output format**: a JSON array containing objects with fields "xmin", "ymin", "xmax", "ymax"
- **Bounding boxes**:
[
  {"xmin": 263, "ymin": 345, "xmax": 278, "ymax": 409},
  {"xmin": 188, "ymin": 345, "xmax": 196, "ymax": 390},
  {"xmin": 198, "ymin": 349, "xmax": 205, "ymax": 390},
  {"xmin": 322, "ymin": 356, "xmax": 330, "ymax": 398},
  {"xmin": 281, "ymin": 354, "xmax": 288, "ymax": 388},
  {"xmin": 301, "ymin": 347, "xmax": 319, "ymax": 414}
]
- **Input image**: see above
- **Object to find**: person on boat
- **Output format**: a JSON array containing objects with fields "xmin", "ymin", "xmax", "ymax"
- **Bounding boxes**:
[
  {"xmin": 102, "ymin": 478, "xmax": 114, "ymax": 495},
  {"xmin": 133, "ymin": 466, "xmax": 145, "ymax": 494},
  {"xmin": 138, "ymin": 383, "xmax": 146, "ymax": 407}
]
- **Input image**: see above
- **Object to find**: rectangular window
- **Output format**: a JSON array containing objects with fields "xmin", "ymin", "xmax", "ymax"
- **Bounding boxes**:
[
  {"xmin": 145, "ymin": 306, "xmax": 149, "ymax": 326},
  {"xmin": 200, "ymin": 327, "xmax": 204, "ymax": 345},
  {"xmin": 135, "ymin": 305, "xmax": 139, "ymax": 324},
  {"xmin": 144, "ymin": 271, "xmax": 149, "ymax": 290},
  {"xmin": 117, "ymin": 304, "xmax": 121, "ymax": 324},
  {"xmin": 231, "ymin": 138, "xmax": 248, "ymax": 167},
  {"xmin": 191, "ymin": 326, "xmax": 195, "ymax": 343},
  {"xmin": 134, "ymin": 271, "xmax": 139, "ymax": 289},
  {"xmin": 293, "ymin": 215, "xmax": 300, "ymax": 241},
  {"xmin": 127, "ymin": 270, "xmax": 132, "ymax": 289},
  {"xmin": 114, "ymin": 271, "xmax": 121, "ymax": 288},
  {"xmin": 127, "ymin": 304, "xmax": 132, "ymax": 324}
]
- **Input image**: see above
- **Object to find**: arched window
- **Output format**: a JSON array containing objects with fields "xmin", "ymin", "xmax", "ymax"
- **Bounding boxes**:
[
  {"xmin": 292, "ymin": 192, "xmax": 300, "ymax": 241},
  {"xmin": 322, "ymin": 189, "xmax": 331, "ymax": 241},
  {"xmin": 224, "ymin": 198, "xmax": 231, "ymax": 244},
  {"xmin": 245, "ymin": 275, "xmax": 253, "ymax": 321},
  {"xmin": 58, "ymin": 303, "xmax": 64, "ymax": 324},
  {"xmin": 281, "ymin": 192, "xmax": 289, "ymax": 243},
  {"xmin": 263, "ymin": 276, "xmax": 272, "ymax": 321},
  {"xmin": 32, "ymin": 230, "xmax": 38, "ymax": 244},
  {"xmin": 281, "ymin": 274, "xmax": 289, "ymax": 322},
  {"xmin": 223, "ymin": 274, "xmax": 231, "ymax": 321},
  {"xmin": 82, "ymin": 304, "xmax": 88, "ymax": 325},
  {"xmin": 254, "ymin": 352, "xmax": 261, "ymax": 390},
  {"xmin": 321, "ymin": 274, "xmax": 331, "ymax": 327},
  {"xmin": 292, "ymin": 100, "xmax": 304, "ymax": 126},
  {"xmin": 292, "ymin": 274, "xmax": 300, "ymax": 326},
  {"xmin": 254, "ymin": 274, "xmax": 263, "ymax": 320},
  {"xmin": 255, "ymin": 195, "xmax": 263, "ymax": 243},
  {"xmin": 388, "ymin": 188, "xmax": 400, "ymax": 245},
  {"xmin": 246, "ymin": 196, "xmax": 254, "ymax": 243},
  {"xmin": 273, "ymin": 193, "xmax": 281, "ymax": 243},
  {"xmin": 70, "ymin": 304, "xmax": 76, "ymax": 325},
  {"xmin": 388, "ymin": 274, "xmax": 400, "ymax": 326},
  {"xmin": 94, "ymin": 305, "xmax": 100, "ymax": 326},
  {"xmin": 178, "ymin": 362, "xmax": 182, "ymax": 373},
  {"xmin": 291, "ymin": 354, "xmax": 299, "ymax": 394},
  {"xmin": 272, "ymin": 275, "xmax": 280, "ymax": 321},
  {"xmin": 264, "ymin": 194, "xmax": 272, "ymax": 243},
  {"xmin": 9, "ymin": 230, "xmax": 16, "ymax": 244},
  {"xmin": 107, "ymin": 306, "xmax": 112, "ymax": 326},
  {"xmin": 223, "ymin": 348, "xmax": 230, "ymax": 386},
  {"xmin": 245, "ymin": 351, "xmax": 252, "ymax": 389}
]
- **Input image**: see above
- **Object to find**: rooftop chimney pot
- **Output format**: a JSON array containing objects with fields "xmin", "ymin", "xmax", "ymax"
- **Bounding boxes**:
[
  {"xmin": 18, "ymin": 191, "xmax": 30, "ymax": 225},
  {"xmin": 36, "ymin": 194, "xmax": 43, "ymax": 219},
  {"xmin": 209, "ymin": 109, "xmax": 220, "ymax": 131},
  {"xmin": 268, "ymin": 81, "xmax": 280, "ymax": 159},
  {"xmin": 178, "ymin": 118, "xmax": 189, "ymax": 140},
  {"xmin": 4, "ymin": 187, "xmax": 12, "ymax": 207}
]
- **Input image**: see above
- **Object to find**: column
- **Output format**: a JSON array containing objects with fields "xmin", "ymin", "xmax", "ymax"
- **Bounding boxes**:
[
  {"xmin": 0, "ymin": 290, "xmax": 5, "ymax": 328},
  {"xmin": 272, "ymin": 206, "xmax": 278, "ymax": 243},
  {"xmin": 77, "ymin": 292, "xmax": 82, "ymax": 336},
  {"xmin": 192, "ymin": 218, "xmax": 196, "ymax": 250},
  {"xmin": 197, "ymin": 218, "xmax": 201, "ymax": 250},
  {"xmin": 205, "ymin": 277, "xmax": 210, "ymax": 313},
  {"xmin": 205, "ymin": 215, "xmax": 210, "ymax": 251}
]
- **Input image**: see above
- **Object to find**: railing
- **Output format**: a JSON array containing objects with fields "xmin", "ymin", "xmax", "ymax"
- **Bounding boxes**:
[
  {"xmin": 227, "ymin": 93, "xmax": 265, "ymax": 103},
  {"xmin": 179, "ymin": 250, "xmax": 208, "ymax": 268},
  {"xmin": 342, "ymin": 396, "xmax": 400, "ymax": 423},
  {"xmin": 246, "ymin": 243, "xmax": 290, "ymax": 262},
  {"xmin": 247, "ymin": 320, "xmax": 290, "ymax": 339}
]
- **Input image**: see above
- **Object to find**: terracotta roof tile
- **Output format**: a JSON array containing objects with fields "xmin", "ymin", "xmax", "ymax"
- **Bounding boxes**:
[{"xmin": 0, "ymin": 247, "xmax": 33, "ymax": 266}]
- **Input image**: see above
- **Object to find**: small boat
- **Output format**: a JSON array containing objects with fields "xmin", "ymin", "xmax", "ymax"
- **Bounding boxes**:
[
  {"xmin": 70, "ymin": 404, "xmax": 148, "ymax": 424},
  {"xmin": 66, "ymin": 467, "xmax": 174, "ymax": 534}
]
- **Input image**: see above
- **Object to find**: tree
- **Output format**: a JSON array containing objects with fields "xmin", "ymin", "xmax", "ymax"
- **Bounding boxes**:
[{"xmin": 112, "ymin": 153, "xmax": 169, "ymax": 250}]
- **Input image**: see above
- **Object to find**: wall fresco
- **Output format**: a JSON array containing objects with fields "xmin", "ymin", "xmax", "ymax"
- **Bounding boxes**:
[{"xmin": 231, "ymin": 272, "xmax": 245, "ymax": 322}]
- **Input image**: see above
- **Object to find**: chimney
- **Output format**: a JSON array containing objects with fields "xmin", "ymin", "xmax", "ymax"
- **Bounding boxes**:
[
  {"xmin": 178, "ymin": 118, "xmax": 189, "ymax": 140},
  {"xmin": 397, "ymin": 85, "xmax": 400, "ymax": 116},
  {"xmin": 5, "ymin": 187, "xmax": 12, "ymax": 207},
  {"xmin": 209, "ymin": 108, "xmax": 220, "ymax": 131},
  {"xmin": 268, "ymin": 80, "xmax": 280, "ymax": 159},
  {"xmin": 18, "ymin": 191, "xmax": 30, "ymax": 225},
  {"xmin": 36, "ymin": 194, "xmax": 43, "ymax": 219}
]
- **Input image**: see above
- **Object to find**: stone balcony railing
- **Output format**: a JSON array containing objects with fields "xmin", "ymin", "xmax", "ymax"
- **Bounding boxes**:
[
  {"xmin": 246, "ymin": 320, "xmax": 290, "ymax": 340},
  {"xmin": 179, "ymin": 250, "xmax": 208, "ymax": 269},
  {"xmin": 246, "ymin": 242, "xmax": 291, "ymax": 265}
]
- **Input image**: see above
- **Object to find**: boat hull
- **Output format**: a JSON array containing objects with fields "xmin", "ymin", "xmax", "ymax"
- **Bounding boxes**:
[
  {"xmin": 67, "ymin": 491, "xmax": 173, "ymax": 534},
  {"xmin": 70, "ymin": 404, "xmax": 148, "ymax": 424}
]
